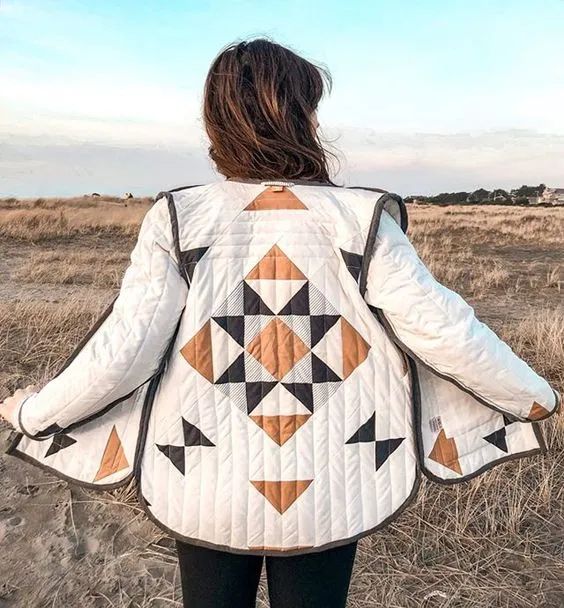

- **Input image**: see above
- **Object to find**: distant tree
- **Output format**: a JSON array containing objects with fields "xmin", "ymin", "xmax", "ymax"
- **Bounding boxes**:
[
  {"xmin": 450, "ymin": 191, "xmax": 470, "ymax": 203},
  {"xmin": 491, "ymin": 188, "xmax": 511, "ymax": 202},
  {"xmin": 468, "ymin": 188, "xmax": 491, "ymax": 202},
  {"xmin": 511, "ymin": 184, "xmax": 545, "ymax": 198}
]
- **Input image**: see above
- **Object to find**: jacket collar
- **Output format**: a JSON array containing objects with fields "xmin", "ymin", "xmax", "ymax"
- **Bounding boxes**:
[{"xmin": 226, "ymin": 176, "xmax": 335, "ymax": 187}]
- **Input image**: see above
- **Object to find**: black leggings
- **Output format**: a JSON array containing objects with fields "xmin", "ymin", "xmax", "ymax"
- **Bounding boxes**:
[{"xmin": 176, "ymin": 540, "xmax": 358, "ymax": 608}]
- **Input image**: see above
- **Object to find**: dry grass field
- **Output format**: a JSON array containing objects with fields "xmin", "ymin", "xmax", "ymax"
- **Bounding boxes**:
[{"xmin": 0, "ymin": 197, "xmax": 562, "ymax": 607}]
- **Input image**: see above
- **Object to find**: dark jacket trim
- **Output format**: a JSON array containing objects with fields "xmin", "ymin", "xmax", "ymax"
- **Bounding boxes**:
[
  {"xmin": 167, "ymin": 184, "xmax": 204, "ymax": 193},
  {"xmin": 226, "ymin": 176, "xmax": 336, "ymax": 187},
  {"xmin": 155, "ymin": 185, "xmax": 205, "ymax": 287},
  {"xmin": 226, "ymin": 176, "xmax": 393, "ymax": 194},
  {"xmin": 347, "ymin": 185, "xmax": 388, "ymax": 194},
  {"xmin": 360, "ymin": 194, "xmax": 551, "ymax": 484},
  {"xmin": 358, "ymin": 193, "xmax": 407, "ymax": 298},
  {"xmin": 5, "ymin": 442, "xmax": 133, "ymax": 490}
]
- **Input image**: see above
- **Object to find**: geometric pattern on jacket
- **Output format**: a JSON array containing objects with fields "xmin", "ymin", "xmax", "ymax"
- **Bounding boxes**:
[{"xmin": 7, "ymin": 178, "xmax": 560, "ymax": 556}]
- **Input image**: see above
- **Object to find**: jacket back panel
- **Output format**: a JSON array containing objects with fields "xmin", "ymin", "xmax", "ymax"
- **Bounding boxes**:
[{"xmin": 138, "ymin": 182, "xmax": 417, "ymax": 552}]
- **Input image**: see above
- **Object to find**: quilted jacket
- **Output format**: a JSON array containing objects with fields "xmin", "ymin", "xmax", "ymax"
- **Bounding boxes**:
[{"xmin": 7, "ymin": 177, "xmax": 561, "ymax": 555}]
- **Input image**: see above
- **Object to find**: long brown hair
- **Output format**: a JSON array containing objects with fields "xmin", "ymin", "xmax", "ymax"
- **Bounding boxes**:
[{"xmin": 203, "ymin": 38, "xmax": 338, "ymax": 183}]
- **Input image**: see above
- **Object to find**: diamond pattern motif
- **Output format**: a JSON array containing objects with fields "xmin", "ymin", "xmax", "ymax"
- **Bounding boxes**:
[
  {"xmin": 247, "ymin": 317, "xmax": 310, "ymax": 380},
  {"xmin": 180, "ymin": 244, "xmax": 371, "ymax": 423},
  {"xmin": 173, "ymin": 241, "xmax": 378, "ymax": 513}
]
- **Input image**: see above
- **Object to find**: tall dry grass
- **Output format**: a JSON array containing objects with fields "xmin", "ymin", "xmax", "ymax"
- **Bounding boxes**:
[
  {"xmin": 14, "ymin": 250, "xmax": 130, "ymax": 288},
  {"xmin": 0, "ymin": 196, "xmax": 150, "ymax": 242}
]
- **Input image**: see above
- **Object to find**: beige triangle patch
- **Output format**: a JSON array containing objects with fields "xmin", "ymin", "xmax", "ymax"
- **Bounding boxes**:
[
  {"xmin": 341, "ymin": 318, "xmax": 371, "ymax": 378},
  {"xmin": 428, "ymin": 429, "xmax": 462, "ymax": 475},
  {"xmin": 94, "ymin": 426, "xmax": 129, "ymax": 482},
  {"xmin": 251, "ymin": 382, "xmax": 312, "ymax": 416},
  {"xmin": 528, "ymin": 401, "xmax": 550, "ymax": 420},
  {"xmin": 245, "ymin": 279, "xmax": 307, "ymax": 314},
  {"xmin": 246, "ymin": 245, "xmax": 306, "ymax": 280},
  {"xmin": 250, "ymin": 414, "xmax": 311, "ymax": 445},
  {"xmin": 180, "ymin": 320, "xmax": 214, "ymax": 382},
  {"xmin": 245, "ymin": 186, "xmax": 307, "ymax": 211},
  {"xmin": 251, "ymin": 479, "xmax": 313, "ymax": 514}
]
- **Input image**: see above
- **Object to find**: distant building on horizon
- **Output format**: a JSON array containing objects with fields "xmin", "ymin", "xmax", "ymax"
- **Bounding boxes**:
[{"xmin": 540, "ymin": 187, "xmax": 564, "ymax": 205}]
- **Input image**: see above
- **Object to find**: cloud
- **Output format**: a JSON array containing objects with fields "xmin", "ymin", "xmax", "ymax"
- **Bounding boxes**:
[
  {"xmin": 2, "ymin": 129, "xmax": 563, "ymax": 198},
  {"xmin": 0, "ymin": 70, "xmax": 202, "ymax": 146},
  {"xmin": 0, "ymin": 134, "xmax": 216, "ymax": 197},
  {"xmin": 328, "ymin": 128, "xmax": 564, "ymax": 194}
]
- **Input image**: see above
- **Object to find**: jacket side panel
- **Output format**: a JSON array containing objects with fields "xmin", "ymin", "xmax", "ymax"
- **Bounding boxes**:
[
  {"xmin": 6, "ymin": 189, "xmax": 197, "ymax": 489},
  {"xmin": 360, "ymin": 195, "xmax": 552, "ymax": 483}
]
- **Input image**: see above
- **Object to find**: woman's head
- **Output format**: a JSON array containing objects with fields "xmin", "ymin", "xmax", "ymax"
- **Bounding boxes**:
[{"xmin": 203, "ymin": 38, "xmax": 337, "ymax": 183}]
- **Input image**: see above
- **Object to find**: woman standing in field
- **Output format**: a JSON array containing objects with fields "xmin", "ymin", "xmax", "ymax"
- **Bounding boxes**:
[{"xmin": 1, "ymin": 38, "xmax": 560, "ymax": 608}]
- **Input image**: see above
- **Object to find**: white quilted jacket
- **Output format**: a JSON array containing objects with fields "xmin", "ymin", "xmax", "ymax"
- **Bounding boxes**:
[{"xmin": 8, "ymin": 178, "xmax": 560, "ymax": 555}]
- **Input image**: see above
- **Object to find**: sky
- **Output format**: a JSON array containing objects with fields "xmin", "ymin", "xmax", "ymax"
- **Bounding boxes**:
[{"xmin": 1, "ymin": 0, "xmax": 564, "ymax": 197}]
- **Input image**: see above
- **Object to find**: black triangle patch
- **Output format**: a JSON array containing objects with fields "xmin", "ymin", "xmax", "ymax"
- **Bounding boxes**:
[
  {"xmin": 45, "ymin": 433, "xmax": 77, "ymax": 457},
  {"xmin": 182, "ymin": 418, "xmax": 215, "ymax": 447},
  {"xmin": 243, "ymin": 282, "xmax": 275, "ymax": 315},
  {"xmin": 156, "ymin": 444, "xmax": 185, "ymax": 475},
  {"xmin": 340, "ymin": 249, "xmax": 363, "ymax": 282},
  {"xmin": 484, "ymin": 427, "xmax": 508, "ymax": 453},
  {"xmin": 278, "ymin": 283, "xmax": 310, "ymax": 315},
  {"xmin": 375, "ymin": 437, "xmax": 404, "ymax": 470},
  {"xmin": 246, "ymin": 381, "xmax": 278, "ymax": 413},
  {"xmin": 311, "ymin": 353, "xmax": 341, "ymax": 383},
  {"xmin": 213, "ymin": 316, "xmax": 245, "ymax": 347},
  {"xmin": 310, "ymin": 315, "xmax": 341, "ymax": 347},
  {"xmin": 36, "ymin": 423, "xmax": 63, "ymax": 439},
  {"xmin": 179, "ymin": 247, "xmax": 209, "ymax": 281},
  {"xmin": 281, "ymin": 383, "xmax": 314, "ymax": 412},
  {"xmin": 346, "ymin": 413, "xmax": 375, "ymax": 444},
  {"xmin": 502, "ymin": 413, "xmax": 515, "ymax": 426},
  {"xmin": 215, "ymin": 353, "xmax": 246, "ymax": 384}
]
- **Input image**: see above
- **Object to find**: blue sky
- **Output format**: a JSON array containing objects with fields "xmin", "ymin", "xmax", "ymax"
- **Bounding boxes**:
[{"xmin": 1, "ymin": 0, "xmax": 564, "ymax": 196}]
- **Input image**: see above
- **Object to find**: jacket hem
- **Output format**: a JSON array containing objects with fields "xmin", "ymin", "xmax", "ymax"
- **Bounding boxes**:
[
  {"xmin": 135, "ymin": 464, "xmax": 422, "ymax": 557},
  {"xmin": 5, "ymin": 439, "xmax": 133, "ymax": 491}
]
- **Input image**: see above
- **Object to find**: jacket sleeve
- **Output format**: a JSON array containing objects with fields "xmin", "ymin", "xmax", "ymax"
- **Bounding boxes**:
[
  {"xmin": 15, "ymin": 196, "xmax": 188, "ymax": 438},
  {"xmin": 364, "ymin": 209, "xmax": 560, "ymax": 422}
]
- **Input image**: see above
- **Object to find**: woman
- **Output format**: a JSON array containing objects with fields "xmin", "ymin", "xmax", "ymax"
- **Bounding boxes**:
[{"xmin": 1, "ymin": 38, "xmax": 560, "ymax": 608}]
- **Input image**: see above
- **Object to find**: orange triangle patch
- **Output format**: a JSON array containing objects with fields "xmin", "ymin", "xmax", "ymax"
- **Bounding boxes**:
[
  {"xmin": 250, "ymin": 414, "xmax": 311, "ymax": 445},
  {"xmin": 341, "ymin": 318, "xmax": 371, "ymax": 378},
  {"xmin": 244, "ymin": 186, "xmax": 307, "ymax": 210},
  {"xmin": 180, "ymin": 320, "xmax": 214, "ymax": 382},
  {"xmin": 94, "ymin": 426, "xmax": 129, "ymax": 482},
  {"xmin": 528, "ymin": 401, "xmax": 550, "ymax": 420},
  {"xmin": 251, "ymin": 479, "xmax": 313, "ymax": 514},
  {"xmin": 246, "ymin": 245, "xmax": 306, "ymax": 280},
  {"xmin": 428, "ymin": 429, "xmax": 462, "ymax": 475}
]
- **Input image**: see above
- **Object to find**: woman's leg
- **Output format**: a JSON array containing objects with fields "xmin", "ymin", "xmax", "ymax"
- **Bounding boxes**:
[
  {"xmin": 176, "ymin": 540, "xmax": 263, "ymax": 608},
  {"xmin": 265, "ymin": 541, "xmax": 358, "ymax": 608}
]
